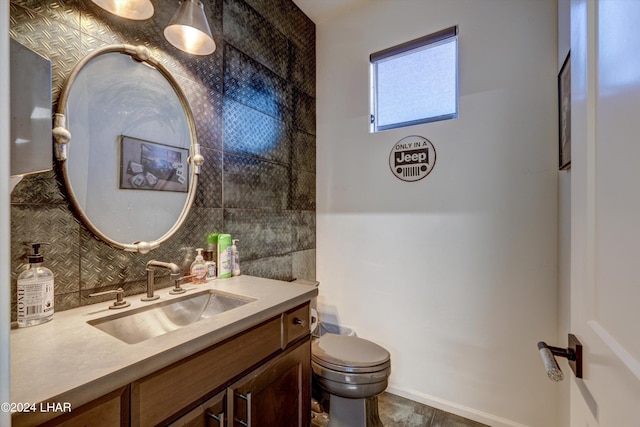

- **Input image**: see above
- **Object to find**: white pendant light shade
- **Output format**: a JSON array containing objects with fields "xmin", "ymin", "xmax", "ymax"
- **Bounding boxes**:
[
  {"xmin": 91, "ymin": 0, "xmax": 154, "ymax": 20},
  {"xmin": 164, "ymin": 0, "xmax": 216, "ymax": 56}
]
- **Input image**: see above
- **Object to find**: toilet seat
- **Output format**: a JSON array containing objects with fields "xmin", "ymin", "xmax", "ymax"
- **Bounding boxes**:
[
  {"xmin": 312, "ymin": 334, "xmax": 391, "ymax": 374},
  {"xmin": 312, "ymin": 334, "xmax": 391, "ymax": 400}
]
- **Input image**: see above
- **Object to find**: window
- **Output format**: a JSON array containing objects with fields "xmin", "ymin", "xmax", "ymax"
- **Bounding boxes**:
[{"xmin": 370, "ymin": 26, "xmax": 458, "ymax": 132}]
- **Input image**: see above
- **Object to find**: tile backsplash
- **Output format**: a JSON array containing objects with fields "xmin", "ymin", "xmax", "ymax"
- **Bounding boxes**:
[{"xmin": 9, "ymin": 0, "xmax": 315, "ymax": 319}]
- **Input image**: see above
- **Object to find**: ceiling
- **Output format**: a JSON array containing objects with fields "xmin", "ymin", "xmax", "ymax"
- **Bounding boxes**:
[{"xmin": 292, "ymin": 0, "xmax": 367, "ymax": 23}]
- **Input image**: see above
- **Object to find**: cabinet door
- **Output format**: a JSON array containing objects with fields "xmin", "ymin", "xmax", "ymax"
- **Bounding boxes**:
[
  {"xmin": 228, "ymin": 337, "xmax": 311, "ymax": 427},
  {"xmin": 167, "ymin": 391, "xmax": 226, "ymax": 427},
  {"xmin": 131, "ymin": 317, "xmax": 281, "ymax": 426},
  {"xmin": 36, "ymin": 386, "xmax": 129, "ymax": 427}
]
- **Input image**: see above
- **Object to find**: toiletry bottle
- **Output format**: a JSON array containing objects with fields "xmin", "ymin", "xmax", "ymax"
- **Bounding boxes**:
[
  {"xmin": 231, "ymin": 239, "xmax": 240, "ymax": 277},
  {"xmin": 217, "ymin": 234, "xmax": 232, "ymax": 278},
  {"xmin": 204, "ymin": 233, "xmax": 218, "ymax": 281},
  {"xmin": 204, "ymin": 257, "xmax": 216, "ymax": 281},
  {"xmin": 17, "ymin": 243, "xmax": 54, "ymax": 327},
  {"xmin": 190, "ymin": 248, "xmax": 207, "ymax": 284}
]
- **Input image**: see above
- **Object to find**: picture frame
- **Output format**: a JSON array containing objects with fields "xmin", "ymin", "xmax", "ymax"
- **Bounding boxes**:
[
  {"xmin": 119, "ymin": 135, "xmax": 189, "ymax": 192},
  {"xmin": 558, "ymin": 52, "xmax": 571, "ymax": 170}
]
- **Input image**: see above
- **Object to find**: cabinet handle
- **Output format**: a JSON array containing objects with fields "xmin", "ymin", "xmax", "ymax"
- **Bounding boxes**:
[
  {"xmin": 234, "ymin": 392, "xmax": 251, "ymax": 427},
  {"xmin": 293, "ymin": 317, "xmax": 305, "ymax": 327},
  {"xmin": 206, "ymin": 411, "xmax": 225, "ymax": 426}
]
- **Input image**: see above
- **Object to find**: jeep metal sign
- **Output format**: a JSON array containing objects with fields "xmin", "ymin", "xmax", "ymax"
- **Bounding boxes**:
[{"xmin": 389, "ymin": 135, "xmax": 436, "ymax": 182}]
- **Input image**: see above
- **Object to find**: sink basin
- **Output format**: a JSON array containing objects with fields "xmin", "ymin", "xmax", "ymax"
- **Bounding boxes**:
[{"xmin": 88, "ymin": 290, "xmax": 255, "ymax": 344}]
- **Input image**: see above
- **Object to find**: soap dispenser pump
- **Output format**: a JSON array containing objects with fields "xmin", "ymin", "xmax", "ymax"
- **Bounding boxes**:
[
  {"xmin": 190, "ymin": 248, "xmax": 207, "ymax": 284},
  {"xmin": 17, "ymin": 243, "xmax": 55, "ymax": 327}
]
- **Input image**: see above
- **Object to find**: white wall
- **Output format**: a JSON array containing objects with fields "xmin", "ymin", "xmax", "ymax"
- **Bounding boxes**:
[{"xmin": 315, "ymin": 1, "xmax": 559, "ymax": 426}]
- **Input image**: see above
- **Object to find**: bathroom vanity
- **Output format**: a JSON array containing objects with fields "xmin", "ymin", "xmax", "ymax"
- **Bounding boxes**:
[{"xmin": 10, "ymin": 276, "xmax": 317, "ymax": 426}]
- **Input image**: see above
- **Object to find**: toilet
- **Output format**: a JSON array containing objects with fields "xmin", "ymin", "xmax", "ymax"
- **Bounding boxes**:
[{"xmin": 311, "ymin": 333, "xmax": 391, "ymax": 427}]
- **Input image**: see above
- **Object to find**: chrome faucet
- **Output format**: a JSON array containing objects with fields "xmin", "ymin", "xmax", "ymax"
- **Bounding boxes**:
[{"xmin": 144, "ymin": 260, "xmax": 181, "ymax": 301}]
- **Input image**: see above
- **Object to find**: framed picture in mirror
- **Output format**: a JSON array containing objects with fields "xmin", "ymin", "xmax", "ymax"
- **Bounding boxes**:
[{"xmin": 119, "ymin": 135, "xmax": 189, "ymax": 192}]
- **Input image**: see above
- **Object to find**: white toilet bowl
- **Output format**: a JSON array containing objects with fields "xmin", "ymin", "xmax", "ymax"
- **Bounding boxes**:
[{"xmin": 312, "ymin": 333, "xmax": 391, "ymax": 427}]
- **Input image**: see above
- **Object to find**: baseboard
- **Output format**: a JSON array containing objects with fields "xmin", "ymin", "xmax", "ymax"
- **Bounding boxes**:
[{"xmin": 385, "ymin": 385, "xmax": 529, "ymax": 427}]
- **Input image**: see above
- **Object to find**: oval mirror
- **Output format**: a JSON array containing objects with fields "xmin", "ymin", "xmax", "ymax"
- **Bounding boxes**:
[{"xmin": 52, "ymin": 45, "xmax": 203, "ymax": 254}]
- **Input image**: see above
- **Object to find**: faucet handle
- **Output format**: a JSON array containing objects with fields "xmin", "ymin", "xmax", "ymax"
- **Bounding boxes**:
[
  {"xmin": 89, "ymin": 288, "xmax": 131, "ymax": 309},
  {"xmin": 170, "ymin": 274, "xmax": 195, "ymax": 295}
]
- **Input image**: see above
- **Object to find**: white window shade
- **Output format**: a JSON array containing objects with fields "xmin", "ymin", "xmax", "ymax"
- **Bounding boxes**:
[{"xmin": 371, "ymin": 26, "xmax": 458, "ymax": 132}]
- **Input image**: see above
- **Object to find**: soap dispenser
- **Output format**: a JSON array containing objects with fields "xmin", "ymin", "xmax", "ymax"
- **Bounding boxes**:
[
  {"xmin": 190, "ymin": 248, "xmax": 207, "ymax": 284},
  {"xmin": 231, "ymin": 239, "xmax": 240, "ymax": 277},
  {"xmin": 17, "ymin": 243, "xmax": 54, "ymax": 327}
]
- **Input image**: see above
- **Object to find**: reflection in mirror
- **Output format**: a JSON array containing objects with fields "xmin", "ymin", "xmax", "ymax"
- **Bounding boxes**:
[{"xmin": 53, "ymin": 45, "xmax": 203, "ymax": 253}]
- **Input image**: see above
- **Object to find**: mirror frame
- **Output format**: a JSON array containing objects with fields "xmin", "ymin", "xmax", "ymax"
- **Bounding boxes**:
[{"xmin": 52, "ymin": 44, "xmax": 203, "ymax": 254}]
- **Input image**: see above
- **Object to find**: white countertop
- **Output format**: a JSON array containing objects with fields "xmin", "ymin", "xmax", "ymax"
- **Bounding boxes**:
[{"xmin": 10, "ymin": 275, "xmax": 317, "ymax": 425}]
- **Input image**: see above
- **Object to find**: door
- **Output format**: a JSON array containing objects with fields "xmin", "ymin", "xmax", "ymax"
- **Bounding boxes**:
[{"xmin": 570, "ymin": 1, "xmax": 640, "ymax": 426}]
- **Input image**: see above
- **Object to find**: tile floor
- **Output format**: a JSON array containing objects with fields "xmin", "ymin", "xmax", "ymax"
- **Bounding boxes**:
[
  {"xmin": 312, "ymin": 392, "xmax": 489, "ymax": 427},
  {"xmin": 378, "ymin": 393, "xmax": 489, "ymax": 427}
]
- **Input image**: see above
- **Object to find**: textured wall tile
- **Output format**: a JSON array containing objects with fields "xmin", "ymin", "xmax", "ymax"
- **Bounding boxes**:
[
  {"xmin": 290, "ymin": 42, "xmax": 315, "ymax": 97},
  {"xmin": 291, "ymin": 169, "xmax": 316, "ymax": 211},
  {"xmin": 177, "ymin": 77, "xmax": 223, "ymax": 151},
  {"xmin": 292, "ymin": 87, "xmax": 315, "ymax": 135},
  {"xmin": 292, "ymin": 249, "xmax": 315, "ymax": 281},
  {"xmin": 223, "ymin": 153, "xmax": 289, "ymax": 210},
  {"xmin": 223, "ymin": 43, "xmax": 291, "ymax": 121},
  {"xmin": 10, "ymin": 204, "xmax": 80, "ymax": 304},
  {"xmin": 11, "ymin": 0, "xmax": 80, "ymax": 29},
  {"xmin": 240, "ymin": 0, "xmax": 280, "ymax": 31},
  {"xmin": 224, "ymin": 209, "xmax": 293, "ymax": 259},
  {"xmin": 195, "ymin": 148, "xmax": 223, "ymax": 208},
  {"xmin": 241, "ymin": 0, "xmax": 314, "ymax": 58},
  {"xmin": 54, "ymin": 291, "xmax": 81, "ymax": 314},
  {"xmin": 10, "ymin": 170, "xmax": 65, "ymax": 204},
  {"xmin": 10, "ymin": 3, "xmax": 83, "ymax": 102},
  {"xmin": 292, "ymin": 129, "xmax": 315, "ymax": 173},
  {"xmin": 223, "ymin": 0, "xmax": 289, "ymax": 80},
  {"xmin": 79, "ymin": 229, "xmax": 148, "ymax": 291},
  {"xmin": 241, "ymin": 254, "xmax": 293, "ymax": 281},
  {"xmin": 278, "ymin": 0, "xmax": 314, "ymax": 54},
  {"xmin": 292, "ymin": 211, "xmax": 315, "ymax": 251},
  {"xmin": 224, "ymin": 98, "xmax": 290, "ymax": 164}
]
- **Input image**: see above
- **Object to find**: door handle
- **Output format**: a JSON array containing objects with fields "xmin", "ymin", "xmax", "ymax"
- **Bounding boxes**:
[
  {"xmin": 537, "ymin": 333, "xmax": 583, "ymax": 381},
  {"xmin": 234, "ymin": 392, "xmax": 251, "ymax": 427},
  {"xmin": 206, "ymin": 410, "xmax": 224, "ymax": 426}
]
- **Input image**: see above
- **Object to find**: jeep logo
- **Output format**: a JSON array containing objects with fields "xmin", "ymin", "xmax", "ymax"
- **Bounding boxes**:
[{"xmin": 389, "ymin": 136, "xmax": 436, "ymax": 182}]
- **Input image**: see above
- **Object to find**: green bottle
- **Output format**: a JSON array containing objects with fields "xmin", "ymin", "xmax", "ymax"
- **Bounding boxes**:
[{"xmin": 217, "ymin": 234, "xmax": 232, "ymax": 278}]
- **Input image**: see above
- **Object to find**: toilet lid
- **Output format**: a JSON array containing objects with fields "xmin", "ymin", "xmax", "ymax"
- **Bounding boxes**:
[{"xmin": 312, "ymin": 334, "xmax": 391, "ymax": 373}]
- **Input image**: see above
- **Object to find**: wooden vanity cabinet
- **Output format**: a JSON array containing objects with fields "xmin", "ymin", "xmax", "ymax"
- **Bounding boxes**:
[
  {"xmin": 133, "ymin": 302, "xmax": 311, "ymax": 426},
  {"xmin": 17, "ymin": 302, "xmax": 311, "ymax": 427}
]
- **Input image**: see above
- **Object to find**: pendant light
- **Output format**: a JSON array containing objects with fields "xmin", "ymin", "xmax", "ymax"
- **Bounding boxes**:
[
  {"xmin": 91, "ymin": 0, "xmax": 154, "ymax": 20},
  {"xmin": 164, "ymin": 0, "xmax": 216, "ymax": 56}
]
